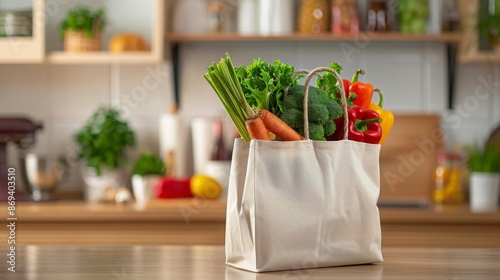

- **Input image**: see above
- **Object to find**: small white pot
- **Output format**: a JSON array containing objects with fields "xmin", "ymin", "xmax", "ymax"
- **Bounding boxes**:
[
  {"xmin": 131, "ymin": 174, "xmax": 161, "ymax": 206},
  {"xmin": 469, "ymin": 172, "xmax": 500, "ymax": 213},
  {"xmin": 82, "ymin": 167, "xmax": 123, "ymax": 203}
]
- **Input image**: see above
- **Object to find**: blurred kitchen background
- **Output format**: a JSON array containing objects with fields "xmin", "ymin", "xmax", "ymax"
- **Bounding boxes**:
[{"xmin": 0, "ymin": 0, "xmax": 498, "ymax": 202}]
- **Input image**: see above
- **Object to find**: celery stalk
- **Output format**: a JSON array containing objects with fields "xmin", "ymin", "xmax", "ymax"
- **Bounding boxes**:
[{"xmin": 204, "ymin": 53, "xmax": 255, "ymax": 141}]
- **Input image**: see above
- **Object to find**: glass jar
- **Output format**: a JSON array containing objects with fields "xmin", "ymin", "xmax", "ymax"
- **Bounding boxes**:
[
  {"xmin": 433, "ymin": 152, "xmax": 465, "ymax": 204},
  {"xmin": 366, "ymin": 0, "xmax": 388, "ymax": 32},
  {"xmin": 332, "ymin": 0, "xmax": 359, "ymax": 34},
  {"xmin": 298, "ymin": 0, "xmax": 331, "ymax": 33}
]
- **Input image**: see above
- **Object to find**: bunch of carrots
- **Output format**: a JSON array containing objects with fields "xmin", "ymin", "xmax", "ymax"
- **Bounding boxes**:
[{"xmin": 204, "ymin": 53, "xmax": 303, "ymax": 142}]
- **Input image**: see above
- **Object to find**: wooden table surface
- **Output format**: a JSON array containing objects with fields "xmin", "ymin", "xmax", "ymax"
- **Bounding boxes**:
[
  {"xmin": 1, "ymin": 246, "xmax": 499, "ymax": 279},
  {"xmin": 1, "ymin": 200, "xmax": 500, "ymax": 247}
]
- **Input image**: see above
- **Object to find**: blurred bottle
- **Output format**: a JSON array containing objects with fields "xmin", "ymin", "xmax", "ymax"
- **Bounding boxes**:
[
  {"xmin": 298, "ymin": 0, "xmax": 331, "ymax": 33},
  {"xmin": 442, "ymin": 0, "xmax": 460, "ymax": 32},
  {"xmin": 366, "ymin": 0, "xmax": 388, "ymax": 32},
  {"xmin": 332, "ymin": 0, "xmax": 359, "ymax": 34},
  {"xmin": 433, "ymin": 152, "xmax": 465, "ymax": 204},
  {"xmin": 207, "ymin": 0, "xmax": 236, "ymax": 33},
  {"xmin": 427, "ymin": 0, "xmax": 443, "ymax": 34},
  {"xmin": 211, "ymin": 118, "xmax": 228, "ymax": 161}
]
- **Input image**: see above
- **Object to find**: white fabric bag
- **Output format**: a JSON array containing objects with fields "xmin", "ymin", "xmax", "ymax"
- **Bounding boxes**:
[{"xmin": 225, "ymin": 67, "xmax": 383, "ymax": 272}]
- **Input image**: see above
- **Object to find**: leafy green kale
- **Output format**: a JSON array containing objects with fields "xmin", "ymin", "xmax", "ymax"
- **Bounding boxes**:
[
  {"xmin": 281, "ymin": 85, "xmax": 342, "ymax": 141},
  {"xmin": 236, "ymin": 59, "xmax": 300, "ymax": 115}
]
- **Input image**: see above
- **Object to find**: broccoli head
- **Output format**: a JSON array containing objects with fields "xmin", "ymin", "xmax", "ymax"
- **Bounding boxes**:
[{"xmin": 281, "ymin": 85, "xmax": 342, "ymax": 141}]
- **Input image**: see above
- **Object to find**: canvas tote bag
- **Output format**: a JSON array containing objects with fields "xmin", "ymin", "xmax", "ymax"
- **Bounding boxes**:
[{"xmin": 225, "ymin": 67, "xmax": 383, "ymax": 272}]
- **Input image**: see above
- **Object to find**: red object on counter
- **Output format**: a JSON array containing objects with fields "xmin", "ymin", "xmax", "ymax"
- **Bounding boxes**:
[{"xmin": 154, "ymin": 177, "xmax": 193, "ymax": 199}]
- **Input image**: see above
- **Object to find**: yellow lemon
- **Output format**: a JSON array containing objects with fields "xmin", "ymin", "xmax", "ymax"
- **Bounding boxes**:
[{"xmin": 190, "ymin": 174, "xmax": 222, "ymax": 199}]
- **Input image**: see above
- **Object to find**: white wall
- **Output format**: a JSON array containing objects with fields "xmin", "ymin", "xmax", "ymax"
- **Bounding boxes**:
[{"xmin": 2, "ymin": 44, "xmax": 499, "ymax": 193}]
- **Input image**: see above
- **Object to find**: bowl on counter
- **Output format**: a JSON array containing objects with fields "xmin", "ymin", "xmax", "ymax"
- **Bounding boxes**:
[{"xmin": 20, "ymin": 153, "xmax": 67, "ymax": 201}]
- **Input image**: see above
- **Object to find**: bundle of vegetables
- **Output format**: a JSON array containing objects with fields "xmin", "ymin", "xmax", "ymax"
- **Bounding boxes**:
[
  {"xmin": 204, "ymin": 53, "xmax": 303, "ymax": 142},
  {"xmin": 204, "ymin": 53, "xmax": 394, "ymax": 144}
]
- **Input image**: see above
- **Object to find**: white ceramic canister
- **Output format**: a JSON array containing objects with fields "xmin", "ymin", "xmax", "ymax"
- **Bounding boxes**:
[
  {"xmin": 258, "ymin": 0, "xmax": 294, "ymax": 35},
  {"xmin": 238, "ymin": 0, "xmax": 259, "ymax": 34}
]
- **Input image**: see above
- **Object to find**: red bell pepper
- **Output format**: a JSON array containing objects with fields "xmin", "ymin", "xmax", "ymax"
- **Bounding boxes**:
[
  {"xmin": 328, "ymin": 106, "xmax": 382, "ymax": 144},
  {"xmin": 342, "ymin": 69, "xmax": 374, "ymax": 109}
]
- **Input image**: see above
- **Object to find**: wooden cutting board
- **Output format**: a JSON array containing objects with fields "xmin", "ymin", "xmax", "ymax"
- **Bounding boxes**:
[{"xmin": 379, "ymin": 114, "xmax": 443, "ymax": 204}]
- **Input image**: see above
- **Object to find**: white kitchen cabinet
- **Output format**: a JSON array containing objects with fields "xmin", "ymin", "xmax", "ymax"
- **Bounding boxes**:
[{"xmin": 0, "ymin": 0, "xmax": 44, "ymax": 63}]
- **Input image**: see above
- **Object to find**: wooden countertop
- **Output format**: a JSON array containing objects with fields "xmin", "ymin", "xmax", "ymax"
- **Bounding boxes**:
[
  {"xmin": 1, "ymin": 246, "xmax": 499, "ymax": 279},
  {"xmin": 2, "ymin": 199, "xmax": 500, "ymax": 224},
  {"xmin": 2, "ymin": 200, "xmax": 499, "ymax": 247}
]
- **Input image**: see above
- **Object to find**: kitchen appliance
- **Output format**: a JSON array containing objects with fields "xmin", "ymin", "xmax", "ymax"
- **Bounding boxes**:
[
  {"xmin": 0, "ymin": 117, "xmax": 43, "ymax": 201},
  {"xmin": 20, "ymin": 153, "xmax": 66, "ymax": 201}
]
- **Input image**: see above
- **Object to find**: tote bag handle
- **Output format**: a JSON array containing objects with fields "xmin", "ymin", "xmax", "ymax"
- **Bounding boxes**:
[{"xmin": 302, "ymin": 67, "xmax": 349, "ymax": 140}]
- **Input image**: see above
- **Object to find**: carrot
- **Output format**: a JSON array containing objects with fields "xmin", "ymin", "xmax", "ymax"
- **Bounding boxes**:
[
  {"xmin": 245, "ymin": 117, "xmax": 270, "ymax": 140},
  {"xmin": 259, "ymin": 109, "xmax": 304, "ymax": 141}
]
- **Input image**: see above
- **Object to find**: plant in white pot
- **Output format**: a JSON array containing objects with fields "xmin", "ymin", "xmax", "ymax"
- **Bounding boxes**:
[
  {"xmin": 131, "ymin": 152, "xmax": 165, "ymax": 206},
  {"xmin": 74, "ymin": 107, "xmax": 136, "ymax": 202},
  {"xmin": 466, "ymin": 144, "xmax": 500, "ymax": 213}
]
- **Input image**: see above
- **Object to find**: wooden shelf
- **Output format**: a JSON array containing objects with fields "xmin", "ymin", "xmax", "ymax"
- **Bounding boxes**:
[
  {"xmin": 460, "ymin": 51, "xmax": 500, "ymax": 64},
  {"xmin": 45, "ymin": 51, "xmax": 162, "ymax": 64},
  {"xmin": 166, "ymin": 32, "xmax": 464, "ymax": 43}
]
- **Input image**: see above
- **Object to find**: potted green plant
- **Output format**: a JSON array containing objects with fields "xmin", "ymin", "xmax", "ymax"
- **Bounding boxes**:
[
  {"xmin": 466, "ymin": 144, "xmax": 500, "ymax": 212},
  {"xmin": 131, "ymin": 152, "xmax": 165, "ymax": 206},
  {"xmin": 74, "ymin": 106, "xmax": 135, "ymax": 202},
  {"xmin": 477, "ymin": 7, "xmax": 500, "ymax": 52},
  {"xmin": 59, "ymin": 6, "xmax": 107, "ymax": 52}
]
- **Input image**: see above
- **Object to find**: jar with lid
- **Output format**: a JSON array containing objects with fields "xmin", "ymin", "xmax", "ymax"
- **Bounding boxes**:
[
  {"xmin": 433, "ymin": 152, "xmax": 466, "ymax": 204},
  {"xmin": 332, "ymin": 0, "xmax": 359, "ymax": 34},
  {"xmin": 298, "ymin": 0, "xmax": 331, "ymax": 33}
]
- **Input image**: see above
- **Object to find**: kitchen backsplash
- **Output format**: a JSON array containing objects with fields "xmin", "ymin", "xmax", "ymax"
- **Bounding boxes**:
[{"xmin": 1, "ymin": 45, "xmax": 499, "ymax": 193}]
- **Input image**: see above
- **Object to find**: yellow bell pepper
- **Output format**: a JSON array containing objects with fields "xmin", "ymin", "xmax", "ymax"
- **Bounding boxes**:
[{"xmin": 368, "ymin": 89, "xmax": 394, "ymax": 144}]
